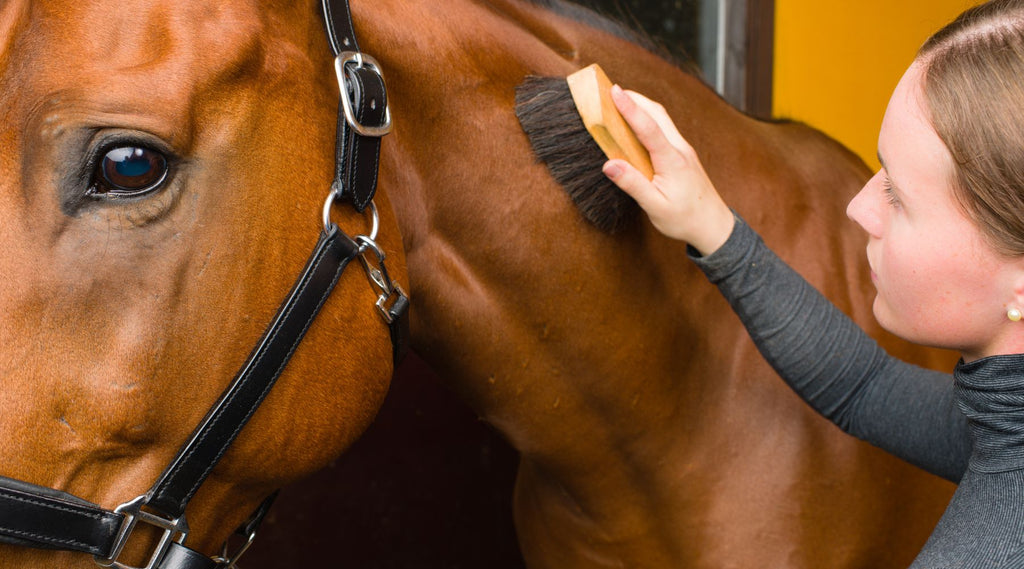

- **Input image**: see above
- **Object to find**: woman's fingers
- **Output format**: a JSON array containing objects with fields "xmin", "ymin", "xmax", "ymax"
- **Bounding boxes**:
[
  {"xmin": 618, "ymin": 89, "xmax": 692, "ymax": 154},
  {"xmin": 610, "ymin": 85, "xmax": 682, "ymax": 163},
  {"xmin": 611, "ymin": 86, "xmax": 701, "ymax": 184},
  {"xmin": 604, "ymin": 85, "xmax": 735, "ymax": 254},
  {"xmin": 604, "ymin": 158, "xmax": 663, "ymax": 207}
]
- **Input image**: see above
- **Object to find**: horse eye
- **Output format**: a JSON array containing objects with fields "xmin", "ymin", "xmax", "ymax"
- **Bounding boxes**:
[{"xmin": 90, "ymin": 146, "xmax": 169, "ymax": 198}]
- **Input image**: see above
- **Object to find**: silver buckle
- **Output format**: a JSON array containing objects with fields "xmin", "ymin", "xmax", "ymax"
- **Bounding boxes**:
[
  {"xmin": 94, "ymin": 496, "xmax": 189, "ymax": 569},
  {"xmin": 334, "ymin": 51, "xmax": 393, "ymax": 137}
]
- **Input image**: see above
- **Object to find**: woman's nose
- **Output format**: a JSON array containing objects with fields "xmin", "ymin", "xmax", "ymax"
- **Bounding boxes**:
[{"xmin": 847, "ymin": 172, "xmax": 885, "ymax": 238}]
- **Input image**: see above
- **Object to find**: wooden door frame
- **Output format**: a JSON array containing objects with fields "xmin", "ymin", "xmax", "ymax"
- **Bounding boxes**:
[{"xmin": 721, "ymin": 0, "xmax": 774, "ymax": 117}]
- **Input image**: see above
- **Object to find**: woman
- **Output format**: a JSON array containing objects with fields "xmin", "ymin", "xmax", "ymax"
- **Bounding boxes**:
[{"xmin": 604, "ymin": 0, "xmax": 1024, "ymax": 566}]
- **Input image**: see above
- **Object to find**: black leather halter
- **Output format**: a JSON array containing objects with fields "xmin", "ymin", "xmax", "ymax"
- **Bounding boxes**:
[{"xmin": 0, "ymin": 2, "xmax": 407, "ymax": 567}]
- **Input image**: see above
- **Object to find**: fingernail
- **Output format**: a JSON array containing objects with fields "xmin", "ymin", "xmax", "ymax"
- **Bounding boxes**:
[{"xmin": 603, "ymin": 162, "xmax": 623, "ymax": 179}]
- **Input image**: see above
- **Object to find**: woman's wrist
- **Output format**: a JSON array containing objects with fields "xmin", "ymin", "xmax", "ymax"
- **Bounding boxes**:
[{"xmin": 686, "ymin": 199, "xmax": 735, "ymax": 256}]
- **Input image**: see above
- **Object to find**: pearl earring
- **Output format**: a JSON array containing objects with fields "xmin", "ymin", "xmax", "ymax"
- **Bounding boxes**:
[{"xmin": 1009, "ymin": 308, "xmax": 1023, "ymax": 322}]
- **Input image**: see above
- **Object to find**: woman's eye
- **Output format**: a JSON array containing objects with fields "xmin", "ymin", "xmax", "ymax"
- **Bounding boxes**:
[{"xmin": 90, "ymin": 146, "xmax": 169, "ymax": 198}]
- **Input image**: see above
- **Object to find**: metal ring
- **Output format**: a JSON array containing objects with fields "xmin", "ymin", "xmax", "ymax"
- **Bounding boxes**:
[
  {"xmin": 323, "ymin": 195, "xmax": 380, "ymax": 242},
  {"xmin": 366, "ymin": 201, "xmax": 380, "ymax": 242},
  {"xmin": 322, "ymin": 191, "xmax": 338, "ymax": 232}
]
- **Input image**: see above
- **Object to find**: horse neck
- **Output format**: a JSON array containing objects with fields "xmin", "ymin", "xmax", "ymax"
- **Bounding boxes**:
[
  {"xmin": 354, "ymin": 0, "xmax": 906, "ymax": 553},
  {"xmin": 360, "ymin": 0, "xmax": 775, "ymax": 443}
]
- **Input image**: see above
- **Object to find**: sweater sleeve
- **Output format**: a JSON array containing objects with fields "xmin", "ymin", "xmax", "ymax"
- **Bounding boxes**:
[{"xmin": 690, "ymin": 215, "xmax": 970, "ymax": 482}]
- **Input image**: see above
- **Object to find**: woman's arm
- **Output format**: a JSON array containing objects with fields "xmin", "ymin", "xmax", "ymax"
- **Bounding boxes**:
[
  {"xmin": 696, "ymin": 215, "xmax": 969, "ymax": 481},
  {"xmin": 605, "ymin": 86, "xmax": 970, "ymax": 481}
]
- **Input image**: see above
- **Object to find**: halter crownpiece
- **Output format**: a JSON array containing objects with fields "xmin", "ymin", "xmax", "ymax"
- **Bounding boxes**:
[{"xmin": 322, "ymin": 0, "xmax": 392, "ymax": 213}]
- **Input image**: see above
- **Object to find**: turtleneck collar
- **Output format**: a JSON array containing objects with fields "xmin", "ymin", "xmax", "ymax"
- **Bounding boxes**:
[{"xmin": 954, "ymin": 353, "xmax": 1024, "ymax": 473}]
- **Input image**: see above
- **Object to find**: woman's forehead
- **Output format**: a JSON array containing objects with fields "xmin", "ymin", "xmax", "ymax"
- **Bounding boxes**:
[{"xmin": 877, "ymin": 63, "xmax": 954, "ymax": 186}]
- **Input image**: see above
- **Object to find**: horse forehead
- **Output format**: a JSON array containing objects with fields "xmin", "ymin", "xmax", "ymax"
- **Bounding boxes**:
[
  {"xmin": 6, "ymin": 1, "xmax": 289, "ymax": 109},
  {"xmin": 41, "ymin": 0, "xmax": 265, "ymax": 54}
]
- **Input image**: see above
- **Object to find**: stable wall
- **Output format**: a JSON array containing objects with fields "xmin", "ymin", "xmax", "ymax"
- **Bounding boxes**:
[{"xmin": 773, "ymin": 0, "xmax": 973, "ymax": 170}]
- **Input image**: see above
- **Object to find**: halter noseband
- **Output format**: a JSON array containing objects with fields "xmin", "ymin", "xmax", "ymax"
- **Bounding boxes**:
[{"xmin": 0, "ymin": 2, "xmax": 407, "ymax": 567}]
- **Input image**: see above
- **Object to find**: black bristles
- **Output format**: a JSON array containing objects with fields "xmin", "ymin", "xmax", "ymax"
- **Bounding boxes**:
[{"xmin": 515, "ymin": 76, "xmax": 639, "ymax": 234}]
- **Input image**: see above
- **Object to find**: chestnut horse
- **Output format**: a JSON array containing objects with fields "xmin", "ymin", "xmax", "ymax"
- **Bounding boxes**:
[{"xmin": 1, "ymin": 1, "xmax": 956, "ymax": 569}]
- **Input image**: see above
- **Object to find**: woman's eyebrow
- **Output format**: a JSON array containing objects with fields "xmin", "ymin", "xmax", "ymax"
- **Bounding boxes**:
[{"xmin": 877, "ymin": 153, "xmax": 900, "ymax": 187}]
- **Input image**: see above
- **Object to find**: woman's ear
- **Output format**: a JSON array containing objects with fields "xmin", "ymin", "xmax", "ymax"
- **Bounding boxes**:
[{"xmin": 1006, "ymin": 262, "xmax": 1024, "ymax": 321}]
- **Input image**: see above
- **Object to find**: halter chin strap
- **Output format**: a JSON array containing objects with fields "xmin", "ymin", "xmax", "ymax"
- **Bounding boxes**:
[{"xmin": 0, "ymin": 1, "xmax": 406, "ymax": 567}]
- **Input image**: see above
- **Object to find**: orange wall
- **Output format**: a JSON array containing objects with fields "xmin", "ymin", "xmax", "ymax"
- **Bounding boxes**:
[{"xmin": 772, "ymin": 0, "xmax": 973, "ymax": 170}]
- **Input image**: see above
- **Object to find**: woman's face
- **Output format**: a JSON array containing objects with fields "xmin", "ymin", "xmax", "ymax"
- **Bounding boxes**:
[{"xmin": 846, "ymin": 61, "xmax": 1023, "ymax": 360}]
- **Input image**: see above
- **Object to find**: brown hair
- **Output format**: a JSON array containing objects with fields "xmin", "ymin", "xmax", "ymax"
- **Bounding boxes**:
[{"xmin": 918, "ymin": 0, "xmax": 1024, "ymax": 255}]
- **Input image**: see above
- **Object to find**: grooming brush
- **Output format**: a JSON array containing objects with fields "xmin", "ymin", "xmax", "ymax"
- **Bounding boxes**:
[
  {"xmin": 515, "ymin": 63, "xmax": 652, "ymax": 233},
  {"xmin": 566, "ymin": 64, "xmax": 654, "ymax": 179}
]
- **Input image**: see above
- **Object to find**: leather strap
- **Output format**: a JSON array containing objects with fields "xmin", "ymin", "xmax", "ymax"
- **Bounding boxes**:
[
  {"xmin": 321, "ymin": 0, "xmax": 407, "ymax": 360},
  {"xmin": 147, "ymin": 227, "xmax": 360, "ymax": 518},
  {"xmin": 322, "ymin": 0, "xmax": 388, "ymax": 212},
  {"xmin": 0, "ymin": 477, "xmax": 119, "ymax": 556},
  {"xmin": 388, "ymin": 290, "xmax": 410, "ymax": 365},
  {"xmin": 332, "ymin": 65, "xmax": 386, "ymax": 212},
  {"xmin": 161, "ymin": 543, "xmax": 219, "ymax": 569},
  {"xmin": 321, "ymin": 0, "xmax": 359, "ymax": 53}
]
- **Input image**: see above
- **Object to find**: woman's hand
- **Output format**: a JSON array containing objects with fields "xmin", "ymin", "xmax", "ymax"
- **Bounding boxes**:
[{"xmin": 603, "ymin": 85, "xmax": 735, "ymax": 256}]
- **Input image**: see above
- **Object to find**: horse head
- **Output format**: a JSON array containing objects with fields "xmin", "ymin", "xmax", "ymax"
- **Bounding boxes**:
[{"xmin": 0, "ymin": 1, "xmax": 404, "ymax": 566}]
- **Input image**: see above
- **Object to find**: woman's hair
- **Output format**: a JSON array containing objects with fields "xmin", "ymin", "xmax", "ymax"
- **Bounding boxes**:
[{"xmin": 918, "ymin": 0, "xmax": 1024, "ymax": 256}]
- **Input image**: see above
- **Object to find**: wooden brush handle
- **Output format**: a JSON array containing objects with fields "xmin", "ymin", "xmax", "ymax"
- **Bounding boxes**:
[{"xmin": 567, "ymin": 64, "xmax": 655, "ymax": 180}]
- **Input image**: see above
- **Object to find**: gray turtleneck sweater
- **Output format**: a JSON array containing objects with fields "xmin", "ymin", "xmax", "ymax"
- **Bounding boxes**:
[{"xmin": 690, "ymin": 216, "xmax": 1024, "ymax": 568}]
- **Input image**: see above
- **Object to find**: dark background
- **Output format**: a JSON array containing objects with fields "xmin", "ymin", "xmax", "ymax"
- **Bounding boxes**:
[
  {"xmin": 247, "ymin": 3, "xmax": 700, "ymax": 568},
  {"xmin": 577, "ymin": 0, "xmax": 700, "ymax": 61}
]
